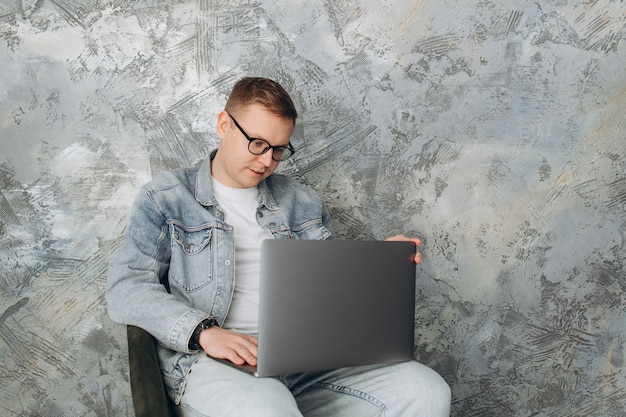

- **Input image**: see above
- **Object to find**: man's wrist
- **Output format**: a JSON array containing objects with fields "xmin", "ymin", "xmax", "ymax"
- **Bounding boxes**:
[{"xmin": 188, "ymin": 318, "xmax": 218, "ymax": 350}]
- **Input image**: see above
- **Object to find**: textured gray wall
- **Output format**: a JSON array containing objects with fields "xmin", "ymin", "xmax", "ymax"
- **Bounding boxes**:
[{"xmin": 1, "ymin": 1, "xmax": 625, "ymax": 416}]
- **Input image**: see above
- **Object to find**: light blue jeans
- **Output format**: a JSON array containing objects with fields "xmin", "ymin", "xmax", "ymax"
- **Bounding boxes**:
[{"xmin": 174, "ymin": 356, "xmax": 451, "ymax": 417}]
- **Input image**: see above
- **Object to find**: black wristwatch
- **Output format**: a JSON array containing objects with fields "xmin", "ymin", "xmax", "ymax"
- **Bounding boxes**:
[{"xmin": 188, "ymin": 317, "xmax": 218, "ymax": 350}]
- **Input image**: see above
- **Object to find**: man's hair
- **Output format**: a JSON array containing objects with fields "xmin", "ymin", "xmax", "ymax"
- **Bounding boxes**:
[{"xmin": 225, "ymin": 77, "xmax": 298, "ymax": 122}]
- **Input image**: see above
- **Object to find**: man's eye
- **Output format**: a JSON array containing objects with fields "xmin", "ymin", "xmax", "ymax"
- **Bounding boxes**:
[{"xmin": 251, "ymin": 139, "xmax": 268, "ymax": 149}]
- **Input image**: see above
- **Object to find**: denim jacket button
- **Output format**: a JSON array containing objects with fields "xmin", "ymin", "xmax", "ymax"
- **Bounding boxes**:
[{"xmin": 225, "ymin": 260, "xmax": 231, "ymax": 266}]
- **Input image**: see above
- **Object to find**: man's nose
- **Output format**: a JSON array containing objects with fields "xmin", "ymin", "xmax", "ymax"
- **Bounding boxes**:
[{"xmin": 258, "ymin": 149, "xmax": 275, "ymax": 166}]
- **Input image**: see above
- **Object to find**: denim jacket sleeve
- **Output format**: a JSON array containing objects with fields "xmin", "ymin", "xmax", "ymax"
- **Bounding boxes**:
[{"xmin": 106, "ymin": 179, "xmax": 209, "ymax": 354}]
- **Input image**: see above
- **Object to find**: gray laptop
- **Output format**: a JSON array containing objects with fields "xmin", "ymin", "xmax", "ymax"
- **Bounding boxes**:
[{"xmin": 247, "ymin": 239, "xmax": 417, "ymax": 377}]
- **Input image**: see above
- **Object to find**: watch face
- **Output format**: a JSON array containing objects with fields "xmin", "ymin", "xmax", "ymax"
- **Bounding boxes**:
[{"xmin": 203, "ymin": 318, "xmax": 217, "ymax": 328}]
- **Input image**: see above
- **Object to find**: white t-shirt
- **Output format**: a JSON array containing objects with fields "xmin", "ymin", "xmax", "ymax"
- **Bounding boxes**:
[{"xmin": 211, "ymin": 177, "xmax": 274, "ymax": 335}]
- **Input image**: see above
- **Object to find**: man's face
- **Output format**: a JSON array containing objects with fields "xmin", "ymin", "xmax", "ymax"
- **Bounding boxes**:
[{"xmin": 213, "ymin": 103, "xmax": 294, "ymax": 189}]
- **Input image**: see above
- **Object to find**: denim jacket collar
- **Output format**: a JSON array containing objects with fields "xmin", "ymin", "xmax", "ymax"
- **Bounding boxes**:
[{"xmin": 195, "ymin": 149, "xmax": 279, "ymax": 210}]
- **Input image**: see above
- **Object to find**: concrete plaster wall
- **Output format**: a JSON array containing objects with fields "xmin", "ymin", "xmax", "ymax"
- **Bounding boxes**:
[{"xmin": 1, "ymin": 0, "xmax": 625, "ymax": 416}]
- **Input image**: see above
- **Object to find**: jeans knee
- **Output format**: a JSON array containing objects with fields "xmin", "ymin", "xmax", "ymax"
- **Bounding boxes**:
[
  {"xmin": 429, "ymin": 374, "xmax": 452, "ymax": 414},
  {"xmin": 416, "ymin": 367, "xmax": 451, "ymax": 416},
  {"xmin": 390, "ymin": 362, "xmax": 451, "ymax": 416}
]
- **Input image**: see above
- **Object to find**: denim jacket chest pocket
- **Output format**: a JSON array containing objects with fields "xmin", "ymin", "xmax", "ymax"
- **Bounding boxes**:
[{"xmin": 169, "ymin": 222, "xmax": 214, "ymax": 292}]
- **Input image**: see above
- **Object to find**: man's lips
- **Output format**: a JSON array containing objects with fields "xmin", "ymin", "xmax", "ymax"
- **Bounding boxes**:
[{"xmin": 249, "ymin": 167, "xmax": 266, "ymax": 177}]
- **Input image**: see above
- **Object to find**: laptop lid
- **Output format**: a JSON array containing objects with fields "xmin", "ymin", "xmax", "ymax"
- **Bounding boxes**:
[{"xmin": 255, "ymin": 239, "xmax": 417, "ymax": 377}]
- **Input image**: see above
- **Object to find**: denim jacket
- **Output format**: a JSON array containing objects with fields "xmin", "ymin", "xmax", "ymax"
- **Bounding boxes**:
[{"xmin": 106, "ymin": 152, "xmax": 333, "ymax": 403}]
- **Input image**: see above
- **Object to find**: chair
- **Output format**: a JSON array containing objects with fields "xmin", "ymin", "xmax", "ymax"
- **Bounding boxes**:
[{"xmin": 127, "ymin": 325, "xmax": 175, "ymax": 417}]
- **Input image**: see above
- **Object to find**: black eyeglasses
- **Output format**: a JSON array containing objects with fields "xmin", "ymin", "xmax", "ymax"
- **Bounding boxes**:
[{"xmin": 229, "ymin": 114, "xmax": 295, "ymax": 162}]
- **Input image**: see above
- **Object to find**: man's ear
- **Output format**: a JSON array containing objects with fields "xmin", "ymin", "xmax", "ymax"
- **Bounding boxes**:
[{"xmin": 216, "ymin": 111, "xmax": 230, "ymax": 141}]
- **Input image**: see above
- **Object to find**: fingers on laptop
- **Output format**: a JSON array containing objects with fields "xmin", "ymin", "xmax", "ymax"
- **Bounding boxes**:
[{"xmin": 202, "ymin": 327, "xmax": 258, "ymax": 365}]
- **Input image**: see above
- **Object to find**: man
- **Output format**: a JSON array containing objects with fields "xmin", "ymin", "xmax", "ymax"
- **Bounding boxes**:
[{"xmin": 106, "ymin": 77, "xmax": 451, "ymax": 416}]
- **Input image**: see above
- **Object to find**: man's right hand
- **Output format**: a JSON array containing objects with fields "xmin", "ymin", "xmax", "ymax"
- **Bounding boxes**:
[{"xmin": 199, "ymin": 326, "xmax": 258, "ymax": 366}]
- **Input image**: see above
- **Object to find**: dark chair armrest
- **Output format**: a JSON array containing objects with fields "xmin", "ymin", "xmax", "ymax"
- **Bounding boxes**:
[{"xmin": 127, "ymin": 325, "xmax": 174, "ymax": 417}]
